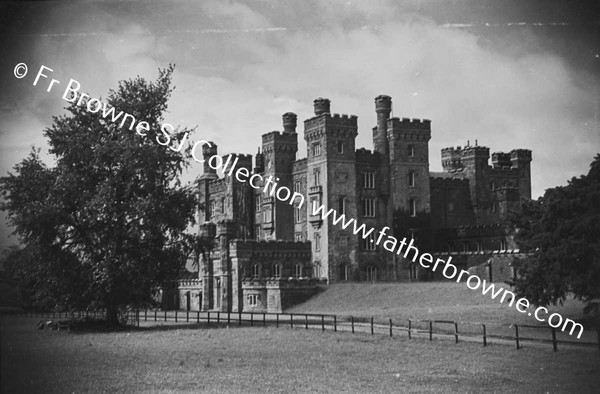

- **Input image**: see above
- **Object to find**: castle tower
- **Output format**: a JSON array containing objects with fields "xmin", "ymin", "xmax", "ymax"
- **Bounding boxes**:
[
  {"xmin": 304, "ymin": 98, "xmax": 358, "ymax": 280},
  {"xmin": 260, "ymin": 113, "xmax": 299, "ymax": 240},
  {"xmin": 387, "ymin": 117, "xmax": 432, "ymax": 276},
  {"xmin": 510, "ymin": 149, "xmax": 532, "ymax": 200},
  {"xmin": 197, "ymin": 142, "xmax": 219, "ymax": 223},
  {"xmin": 461, "ymin": 145, "xmax": 491, "ymax": 209}
]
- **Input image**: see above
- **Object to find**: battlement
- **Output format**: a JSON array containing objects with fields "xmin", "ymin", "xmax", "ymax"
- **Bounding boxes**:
[
  {"xmin": 304, "ymin": 113, "xmax": 359, "ymax": 130},
  {"xmin": 355, "ymin": 148, "xmax": 380, "ymax": 163},
  {"xmin": 430, "ymin": 177, "xmax": 469, "ymax": 188},
  {"xmin": 387, "ymin": 117, "xmax": 431, "ymax": 130},
  {"xmin": 222, "ymin": 153, "xmax": 253, "ymax": 174},
  {"xmin": 293, "ymin": 158, "xmax": 307, "ymax": 173},
  {"xmin": 313, "ymin": 97, "xmax": 330, "ymax": 115},
  {"xmin": 375, "ymin": 95, "xmax": 392, "ymax": 113},
  {"xmin": 491, "ymin": 152, "xmax": 511, "ymax": 168},
  {"xmin": 510, "ymin": 149, "xmax": 532, "ymax": 161}
]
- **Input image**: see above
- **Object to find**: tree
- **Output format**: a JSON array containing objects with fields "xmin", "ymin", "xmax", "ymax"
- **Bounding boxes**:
[
  {"xmin": 511, "ymin": 154, "xmax": 600, "ymax": 325},
  {"xmin": 0, "ymin": 66, "xmax": 197, "ymax": 325}
]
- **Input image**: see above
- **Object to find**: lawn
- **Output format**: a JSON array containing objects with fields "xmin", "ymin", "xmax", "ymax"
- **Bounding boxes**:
[{"xmin": 2, "ymin": 317, "xmax": 599, "ymax": 393}]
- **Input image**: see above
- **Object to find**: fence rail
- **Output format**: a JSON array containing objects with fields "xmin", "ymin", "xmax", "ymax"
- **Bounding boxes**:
[{"xmin": 16, "ymin": 309, "xmax": 600, "ymax": 353}]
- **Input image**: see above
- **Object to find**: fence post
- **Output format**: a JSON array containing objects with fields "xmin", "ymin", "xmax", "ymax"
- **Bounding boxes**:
[
  {"xmin": 551, "ymin": 327, "xmax": 557, "ymax": 352},
  {"xmin": 145, "ymin": 310, "xmax": 148, "ymax": 322},
  {"xmin": 228, "ymin": 312, "xmax": 231, "ymax": 326},
  {"xmin": 408, "ymin": 320, "xmax": 412, "ymax": 340},
  {"xmin": 207, "ymin": 311, "xmax": 211, "ymax": 326},
  {"xmin": 305, "ymin": 315, "xmax": 308, "ymax": 330},
  {"xmin": 238, "ymin": 311, "xmax": 242, "ymax": 326},
  {"xmin": 263, "ymin": 313, "xmax": 266, "ymax": 327},
  {"xmin": 429, "ymin": 321, "xmax": 433, "ymax": 341},
  {"xmin": 217, "ymin": 311, "xmax": 220, "ymax": 325},
  {"xmin": 290, "ymin": 313, "xmax": 293, "ymax": 328},
  {"xmin": 164, "ymin": 310, "xmax": 167, "ymax": 322},
  {"xmin": 482, "ymin": 323, "xmax": 487, "ymax": 347},
  {"xmin": 321, "ymin": 315, "xmax": 325, "ymax": 332},
  {"xmin": 154, "ymin": 309, "xmax": 157, "ymax": 322},
  {"xmin": 175, "ymin": 310, "xmax": 178, "ymax": 323},
  {"xmin": 515, "ymin": 324, "xmax": 520, "ymax": 350},
  {"xmin": 371, "ymin": 317, "xmax": 374, "ymax": 335},
  {"xmin": 334, "ymin": 315, "xmax": 337, "ymax": 332},
  {"xmin": 454, "ymin": 322, "xmax": 459, "ymax": 344},
  {"xmin": 137, "ymin": 309, "xmax": 140, "ymax": 328},
  {"xmin": 276, "ymin": 314, "xmax": 279, "ymax": 328},
  {"xmin": 250, "ymin": 312, "xmax": 254, "ymax": 326},
  {"xmin": 351, "ymin": 316, "xmax": 355, "ymax": 334},
  {"xmin": 389, "ymin": 318, "xmax": 393, "ymax": 337},
  {"xmin": 197, "ymin": 311, "xmax": 200, "ymax": 324}
]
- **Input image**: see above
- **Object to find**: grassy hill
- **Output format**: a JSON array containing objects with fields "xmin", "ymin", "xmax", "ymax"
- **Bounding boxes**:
[{"xmin": 287, "ymin": 282, "xmax": 588, "ymax": 328}]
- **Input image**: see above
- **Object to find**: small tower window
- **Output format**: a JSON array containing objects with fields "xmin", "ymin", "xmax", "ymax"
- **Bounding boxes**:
[
  {"xmin": 408, "ymin": 145, "xmax": 415, "ymax": 157},
  {"xmin": 409, "ymin": 199, "xmax": 417, "ymax": 217},
  {"xmin": 251, "ymin": 264, "xmax": 260, "ymax": 278},
  {"xmin": 256, "ymin": 195, "xmax": 261, "ymax": 212},
  {"xmin": 363, "ymin": 232, "xmax": 376, "ymax": 250},
  {"xmin": 295, "ymin": 205, "xmax": 302, "ymax": 223},
  {"xmin": 338, "ymin": 196, "xmax": 346, "ymax": 215},
  {"xmin": 295, "ymin": 264, "xmax": 303, "ymax": 278},
  {"xmin": 362, "ymin": 198, "xmax": 376, "ymax": 217},
  {"xmin": 408, "ymin": 171, "xmax": 416, "ymax": 187},
  {"xmin": 337, "ymin": 141, "xmax": 344, "ymax": 154},
  {"xmin": 314, "ymin": 232, "xmax": 321, "ymax": 251}
]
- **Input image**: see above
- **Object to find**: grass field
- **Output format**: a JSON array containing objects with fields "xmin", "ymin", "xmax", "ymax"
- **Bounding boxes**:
[{"xmin": 2, "ymin": 317, "xmax": 599, "ymax": 393}]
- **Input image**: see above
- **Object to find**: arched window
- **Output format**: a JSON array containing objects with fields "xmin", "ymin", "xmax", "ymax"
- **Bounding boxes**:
[
  {"xmin": 251, "ymin": 264, "xmax": 260, "ymax": 278},
  {"xmin": 272, "ymin": 264, "xmax": 281, "ymax": 278}
]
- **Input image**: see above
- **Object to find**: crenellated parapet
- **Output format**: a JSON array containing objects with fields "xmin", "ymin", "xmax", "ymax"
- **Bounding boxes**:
[
  {"xmin": 387, "ymin": 117, "xmax": 431, "ymax": 142},
  {"xmin": 292, "ymin": 158, "xmax": 307, "ymax": 173},
  {"xmin": 262, "ymin": 131, "xmax": 299, "ymax": 153},
  {"xmin": 355, "ymin": 148, "xmax": 381, "ymax": 163}
]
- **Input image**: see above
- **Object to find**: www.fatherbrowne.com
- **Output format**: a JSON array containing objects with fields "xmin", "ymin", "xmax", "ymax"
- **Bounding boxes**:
[
  {"xmin": 309, "ymin": 203, "xmax": 584, "ymax": 339},
  {"xmin": 190, "ymin": 143, "xmax": 583, "ymax": 339}
]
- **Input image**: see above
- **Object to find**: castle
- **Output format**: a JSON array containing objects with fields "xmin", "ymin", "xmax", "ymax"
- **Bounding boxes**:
[{"xmin": 165, "ymin": 95, "xmax": 532, "ymax": 313}]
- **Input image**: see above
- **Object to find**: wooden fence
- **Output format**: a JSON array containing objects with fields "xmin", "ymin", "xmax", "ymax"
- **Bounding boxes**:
[{"xmin": 20, "ymin": 309, "xmax": 600, "ymax": 354}]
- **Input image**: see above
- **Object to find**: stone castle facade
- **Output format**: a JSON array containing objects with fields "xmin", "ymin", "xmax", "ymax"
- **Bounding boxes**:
[{"xmin": 165, "ymin": 95, "xmax": 532, "ymax": 313}]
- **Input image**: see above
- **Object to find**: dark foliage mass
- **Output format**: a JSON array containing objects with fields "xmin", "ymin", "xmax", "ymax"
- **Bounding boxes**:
[
  {"xmin": 1, "ymin": 66, "xmax": 198, "ymax": 325},
  {"xmin": 511, "ymin": 154, "xmax": 600, "ymax": 321}
]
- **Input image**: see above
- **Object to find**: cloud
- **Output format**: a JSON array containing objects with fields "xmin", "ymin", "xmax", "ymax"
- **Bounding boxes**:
[{"xmin": 1, "ymin": 0, "xmax": 598, "ymax": 204}]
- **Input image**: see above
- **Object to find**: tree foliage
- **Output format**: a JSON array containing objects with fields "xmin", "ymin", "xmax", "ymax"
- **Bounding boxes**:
[
  {"xmin": 0, "ymin": 66, "xmax": 197, "ymax": 324},
  {"xmin": 511, "ymin": 154, "xmax": 600, "ymax": 318}
]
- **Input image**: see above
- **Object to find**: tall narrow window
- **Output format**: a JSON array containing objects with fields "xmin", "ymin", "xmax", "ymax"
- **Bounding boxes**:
[
  {"xmin": 313, "ymin": 168, "xmax": 321, "ymax": 186},
  {"xmin": 251, "ymin": 264, "xmax": 260, "ymax": 278},
  {"xmin": 255, "ymin": 225, "xmax": 261, "ymax": 241},
  {"xmin": 294, "ymin": 181, "xmax": 301, "ymax": 193},
  {"xmin": 263, "ymin": 208, "xmax": 272, "ymax": 223},
  {"xmin": 221, "ymin": 197, "xmax": 225, "ymax": 212},
  {"xmin": 295, "ymin": 205, "xmax": 302, "ymax": 223},
  {"xmin": 408, "ymin": 145, "xmax": 415, "ymax": 157},
  {"xmin": 314, "ymin": 232, "xmax": 321, "ymax": 251},
  {"xmin": 362, "ymin": 198, "xmax": 376, "ymax": 217},
  {"xmin": 295, "ymin": 233, "xmax": 303, "ymax": 242},
  {"xmin": 408, "ymin": 171, "xmax": 416, "ymax": 187},
  {"xmin": 462, "ymin": 242, "xmax": 469, "ymax": 252},
  {"xmin": 338, "ymin": 196, "xmax": 346, "ymax": 215},
  {"xmin": 476, "ymin": 241, "xmax": 483, "ymax": 252},
  {"xmin": 272, "ymin": 264, "xmax": 281, "ymax": 278},
  {"xmin": 409, "ymin": 199, "xmax": 417, "ymax": 217},
  {"xmin": 337, "ymin": 141, "xmax": 344, "ymax": 154},
  {"xmin": 295, "ymin": 264, "xmax": 303, "ymax": 278}
]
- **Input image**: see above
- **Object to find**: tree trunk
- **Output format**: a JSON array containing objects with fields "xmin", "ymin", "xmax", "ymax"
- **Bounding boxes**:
[{"xmin": 106, "ymin": 304, "xmax": 120, "ymax": 328}]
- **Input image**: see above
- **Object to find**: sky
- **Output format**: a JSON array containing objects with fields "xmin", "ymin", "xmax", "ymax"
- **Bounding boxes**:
[{"xmin": 0, "ymin": 0, "xmax": 599, "ymax": 252}]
